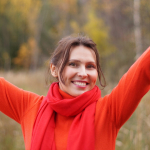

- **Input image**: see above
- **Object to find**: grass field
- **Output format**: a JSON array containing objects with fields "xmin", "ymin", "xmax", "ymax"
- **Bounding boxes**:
[{"xmin": 0, "ymin": 70, "xmax": 150, "ymax": 150}]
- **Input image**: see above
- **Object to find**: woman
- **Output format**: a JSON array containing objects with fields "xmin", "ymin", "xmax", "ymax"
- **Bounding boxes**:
[{"xmin": 0, "ymin": 35, "xmax": 150, "ymax": 150}]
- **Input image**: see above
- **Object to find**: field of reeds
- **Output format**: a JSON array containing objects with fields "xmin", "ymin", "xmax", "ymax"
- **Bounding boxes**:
[{"xmin": 0, "ymin": 70, "xmax": 150, "ymax": 150}]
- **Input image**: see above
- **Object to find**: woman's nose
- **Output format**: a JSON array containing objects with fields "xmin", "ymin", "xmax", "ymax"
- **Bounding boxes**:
[{"xmin": 77, "ymin": 67, "xmax": 87, "ymax": 78}]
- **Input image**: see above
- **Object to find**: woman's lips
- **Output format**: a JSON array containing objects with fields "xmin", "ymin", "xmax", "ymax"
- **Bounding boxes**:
[{"xmin": 72, "ymin": 81, "xmax": 89, "ymax": 88}]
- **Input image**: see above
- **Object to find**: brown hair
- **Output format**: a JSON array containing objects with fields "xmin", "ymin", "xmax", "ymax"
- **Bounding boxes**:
[{"xmin": 47, "ymin": 35, "xmax": 106, "ymax": 87}]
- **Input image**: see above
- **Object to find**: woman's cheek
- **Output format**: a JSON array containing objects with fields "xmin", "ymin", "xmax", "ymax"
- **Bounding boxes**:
[
  {"xmin": 66, "ymin": 68, "xmax": 77, "ymax": 78},
  {"xmin": 91, "ymin": 70, "xmax": 98, "ymax": 79}
]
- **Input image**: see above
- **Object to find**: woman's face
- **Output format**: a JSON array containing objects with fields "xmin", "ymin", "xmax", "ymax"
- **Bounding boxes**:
[{"xmin": 51, "ymin": 45, "xmax": 98, "ymax": 96}]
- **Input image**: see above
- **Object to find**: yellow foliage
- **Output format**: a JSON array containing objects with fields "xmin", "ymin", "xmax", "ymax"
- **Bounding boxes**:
[
  {"xmin": 0, "ymin": 0, "xmax": 8, "ymax": 14},
  {"xmin": 9, "ymin": 0, "xmax": 41, "ymax": 17},
  {"xmin": 83, "ymin": 10, "xmax": 114, "ymax": 57},
  {"xmin": 71, "ymin": 10, "xmax": 115, "ymax": 57},
  {"xmin": 13, "ymin": 38, "xmax": 37, "ymax": 69}
]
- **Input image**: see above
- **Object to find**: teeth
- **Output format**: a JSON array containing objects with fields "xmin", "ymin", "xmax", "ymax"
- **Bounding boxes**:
[{"xmin": 73, "ymin": 82, "xmax": 86, "ymax": 86}]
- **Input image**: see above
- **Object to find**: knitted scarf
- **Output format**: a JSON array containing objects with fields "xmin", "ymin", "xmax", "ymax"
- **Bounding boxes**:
[{"xmin": 30, "ymin": 82, "xmax": 101, "ymax": 150}]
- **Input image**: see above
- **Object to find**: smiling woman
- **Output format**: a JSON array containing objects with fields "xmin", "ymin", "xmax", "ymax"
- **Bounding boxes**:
[
  {"xmin": 49, "ymin": 36, "xmax": 106, "ymax": 88},
  {"xmin": 0, "ymin": 35, "xmax": 150, "ymax": 150},
  {"xmin": 51, "ymin": 45, "xmax": 98, "ymax": 96}
]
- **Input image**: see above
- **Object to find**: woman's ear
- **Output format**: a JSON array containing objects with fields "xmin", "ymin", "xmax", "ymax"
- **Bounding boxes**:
[{"xmin": 50, "ymin": 64, "xmax": 58, "ymax": 77}]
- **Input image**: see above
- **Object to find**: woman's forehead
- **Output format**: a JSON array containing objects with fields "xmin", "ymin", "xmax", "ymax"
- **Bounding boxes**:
[{"xmin": 69, "ymin": 45, "xmax": 96, "ymax": 62}]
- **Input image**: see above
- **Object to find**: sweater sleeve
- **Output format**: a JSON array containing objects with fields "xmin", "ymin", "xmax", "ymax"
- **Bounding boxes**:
[
  {"xmin": 100, "ymin": 47, "xmax": 150, "ymax": 129},
  {"xmin": 0, "ymin": 78, "xmax": 43, "ymax": 124}
]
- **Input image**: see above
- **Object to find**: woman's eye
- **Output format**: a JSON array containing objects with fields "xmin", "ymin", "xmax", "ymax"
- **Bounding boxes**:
[
  {"xmin": 87, "ymin": 64, "xmax": 96, "ymax": 68},
  {"xmin": 69, "ymin": 62, "xmax": 76, "ymax": 67}
]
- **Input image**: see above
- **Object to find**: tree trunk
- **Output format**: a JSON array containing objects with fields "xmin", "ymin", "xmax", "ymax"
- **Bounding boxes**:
[{"xmin": 29, "ymin": 0, "xmax": 49, "ymax": 70}]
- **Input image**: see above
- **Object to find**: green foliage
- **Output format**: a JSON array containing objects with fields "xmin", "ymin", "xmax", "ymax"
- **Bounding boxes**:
[
  {"xmin": 0, "ymin": 0, "xmax": 30, "ymax": 69},
  {"xmin": 0, "ymin": 0, "xmax": 150, "ymax": 74}
]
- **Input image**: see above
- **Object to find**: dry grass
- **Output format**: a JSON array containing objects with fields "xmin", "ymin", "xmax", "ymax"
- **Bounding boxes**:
[
  {"xmin": 0, "ymin": 70, "xmax": 49, "ymax": 150},
  {"xmin": 0, "ymin": 70, "xmax": 150, "ymax": 150},
  {"xmin": 116, "ymin": 93, "xmax": 150, "ymax": 150},
  {"xmin": 0, "ymin": 69, "xmax": 49, "ymax": 95}
]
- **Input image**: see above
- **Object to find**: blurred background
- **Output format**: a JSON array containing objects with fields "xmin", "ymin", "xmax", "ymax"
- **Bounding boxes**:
[{"xmin": 0, "ymin": 0, "xmax": 150, "ymax": 149}]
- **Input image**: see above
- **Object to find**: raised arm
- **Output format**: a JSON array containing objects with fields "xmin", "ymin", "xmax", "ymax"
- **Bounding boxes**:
[
  {"xmin": 0, "ymin": 78, "xmax": 43, "ymax": 123},
  {"xmin": 98, "ymin": 47, "xmax": 150, "ymax": 129}
]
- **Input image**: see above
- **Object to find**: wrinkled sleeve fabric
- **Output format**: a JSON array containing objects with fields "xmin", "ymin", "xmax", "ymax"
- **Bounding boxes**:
[
  {"xmin": 0, "ymin": 78, "xmax": 42, "ymax": 124},
  {"xmin": 99, "ymin": 47, "xmax": 150, "ymax": 129}
]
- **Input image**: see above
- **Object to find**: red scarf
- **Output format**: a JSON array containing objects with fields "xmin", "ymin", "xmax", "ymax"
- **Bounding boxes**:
[{"xmin": 30, "ymin": 82, "xmax": 101, "ymax": 150}]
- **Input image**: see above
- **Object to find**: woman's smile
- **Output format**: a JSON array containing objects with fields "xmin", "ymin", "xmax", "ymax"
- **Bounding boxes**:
[{"xmin": 72, "ymin": 81, "xmax": 88, "ymax": 88}]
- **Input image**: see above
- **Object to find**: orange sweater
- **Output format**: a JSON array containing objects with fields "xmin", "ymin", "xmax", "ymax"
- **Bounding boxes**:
[{"xmin": 0, "ymin": 47, "xmax": 150, "ymax": 150}]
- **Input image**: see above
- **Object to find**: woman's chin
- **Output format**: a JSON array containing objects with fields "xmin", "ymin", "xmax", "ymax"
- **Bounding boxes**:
[{"xmin": 68, "ymin": 90, "xmax": 88, "ymax": 97}]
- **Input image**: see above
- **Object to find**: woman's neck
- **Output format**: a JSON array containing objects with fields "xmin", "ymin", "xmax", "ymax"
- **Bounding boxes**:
[{"xmin": 59, "ymin": 88, "xmax": 75, "ymax": 99}]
